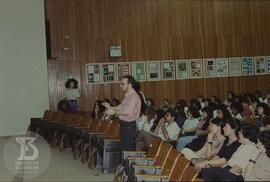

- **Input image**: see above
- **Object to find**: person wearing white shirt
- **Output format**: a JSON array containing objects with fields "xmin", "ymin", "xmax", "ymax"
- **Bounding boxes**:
[
  {"xmin": 201, "ymin": 124, "xmax": 260, "ymax": 181},
  {"xmin": 135, "ymin": 109, "xmax": 180, "ymax": 151},
  {"xmin": 63, "ymin": 79, "xmax": 80, "ymax": 113},
  {"xmin": 154, "ymin": 109, "xmax": 180, "ymax": 141}
]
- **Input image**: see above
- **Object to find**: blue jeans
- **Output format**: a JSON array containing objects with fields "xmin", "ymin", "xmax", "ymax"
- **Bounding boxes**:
[
  {"xmin": 177, "ymin": 135, "xmax": 197, "ymax": 151},
  {"xmin": 67, "ymin": 100, "xmax": 78, "ymax": 113}
]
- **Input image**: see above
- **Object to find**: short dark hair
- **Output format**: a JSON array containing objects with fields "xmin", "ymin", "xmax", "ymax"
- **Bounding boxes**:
[
  {"xmin": 188, "ymin": 107, "xmax": 201, "ymax": 118},
  {"xmin": 201, "ymin": 106, "xmax": 213, "ymax": 120},
  {"xmin": 122, "ymin": 75, "xmax": 138, "ymax": 91},
  {"xmin": 225, "ymin": 118, "xmax": 242, "ymax": 136},
  {"xmin": 216, "ymin": 104, "xmax": 232, "ymax": 120},
  {"xmin": 231, "ymin": 102, "xmax": 244, "ymax": 113},
  {"xmin": 65, "ymin": 79, "xmax": 78, "ymax": 88},
  {"xmin": 210, "ymin": 118, "xmax": 225, "ymax": 134},
  {"xmin": 165, "ymin": 109, "xmax": 177, "ymax": 118},
  {"xmin": 175, "ymin": 105, "xmax": 186, "ymax": 118},
  {"xmin": 241, "ymin": 124, "xmax": 259, "ymax": 144},
  {"xmin": 259, "ymin": 130, "xmax": 270, "ymax": 157},
  {"xmin": 257, "ymin": 103, "xmax": 270, "ymax": 115},
  {"xmin": 241, "ymin": 97, "xmax": 250, "ymax": 104},
  {"xmin": 211, "ymin": 118, "xmax": 225, "ymax": 127}
]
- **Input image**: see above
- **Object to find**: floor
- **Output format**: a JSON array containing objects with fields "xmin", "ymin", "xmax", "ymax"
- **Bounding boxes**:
[{"xmin": 0, "ymin": 137, "xmax": 114, "ymax": 182}]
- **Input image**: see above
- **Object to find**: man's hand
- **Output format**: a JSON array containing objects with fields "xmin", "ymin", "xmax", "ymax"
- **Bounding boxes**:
[{"xmin": 158, "ymin": 118, "xmax": 166, "ymax": 127}]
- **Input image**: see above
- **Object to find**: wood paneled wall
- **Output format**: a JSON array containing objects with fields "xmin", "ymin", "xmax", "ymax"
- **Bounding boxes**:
[{"xmin": 45, "ymin": 0, "xmax": 270, "ymax": 111}]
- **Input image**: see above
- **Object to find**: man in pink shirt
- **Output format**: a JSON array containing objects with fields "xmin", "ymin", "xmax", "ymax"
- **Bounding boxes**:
[{"xmin": 103, "ymin": 76, "xmax": 141, "ymax": 151}]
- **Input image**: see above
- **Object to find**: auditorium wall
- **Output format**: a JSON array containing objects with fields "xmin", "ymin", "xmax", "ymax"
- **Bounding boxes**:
[{"xmin": 45, "ymin": 0, "xmax": 270, "ymax": 111}]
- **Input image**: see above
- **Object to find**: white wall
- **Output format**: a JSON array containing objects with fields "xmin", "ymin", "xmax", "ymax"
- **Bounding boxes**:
[{"xmin": 0, "ymin": 0, "xmax": 49, "ymax": 136}]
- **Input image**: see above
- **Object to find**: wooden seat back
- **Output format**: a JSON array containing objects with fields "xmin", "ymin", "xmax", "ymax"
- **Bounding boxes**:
[
  {"xmin": 71, "ymin": 114, "xmax": 83, "ymax": 125},
  {"xmin": 60, "ymin": 113, "xmax": 74, "ymax": 123},
  {"xmin": 161, "ymin": 149, "xmax": 180, "ymax": 176},
  {"xmin": 105, "ymin": 120, "xmax": 119, "ymax": 138},
  {"xmin": 145, "ymin": 137, "xmax": 163, "ymax": 158},
  {"xmin": 79, "ymin": 112, "xmax": 92, "ymax": 127},
  {"xmin": 96, "ymin": 121, "xmax": 110, "ymax": 133},
  {"xmin": 87, "ymin": 118, "xmax": 101, "ymax": 132},
  {"xmin": 168, "ymin": 155, "xmax": 190, "ymax": 181},
  {"xmin": 153, "ymin": 142, "xmax": 172, "ymax": 166},
  {"xmin": 179, "ymin": 165, "xmax": 198, "ymax": 181},
  {"xmin": 43, "ymin": 110, "xmax": 53, "ymax": 120},
  {"xmin": 51, "ymin": 112, "xmax": 64, "ymax": 122}
]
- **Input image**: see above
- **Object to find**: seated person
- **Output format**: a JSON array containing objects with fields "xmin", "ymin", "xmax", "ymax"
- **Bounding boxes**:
[
  {"xmin": 140, "ymin": 106, "xmax": 156, "ymax": 132},
  {"xmin": 186, "ymin": 106, "xmax": 213, "ymax": 151},
  {"xmin": 135, "ymin": 109, "xmax": 180, "ymax": 151},
  {"xmin": 181, "ymin": 118, "xmax": 225, "ymax": 161},
  {"xmin": 256, "ymin": 103, "xmax": 269, "ymax": 128},
  {"xmin": 230, "ymin": 102, "xmax": 244, "ymax": 121},
  {"xmin": 195, "ymin": 118, "xmax": 242, "ymax": 169},
  {"xmin": 244, "ymin": 130, "xmax": 270, "ymax": 181},
  {"xmin": 174, "ymin": 105, "xmax": 186, "ymax": 127},
  {"xmin": 160, "ymin": 98, "xmax": 174, "ymax": 111},
  {"xmin": 241, "ymin": 98, "xmax": 253, "ymax": 119},
  {"xmin": 201, "ymin": 124, "xmax": 260, "ymax": 181},
  {"xmin": 135, "ymin": 112, "xmax": 147, "ymax": 131},
  {"xmin": 176, "ymin": 107, "xmax": 201, "ymax": 150}
]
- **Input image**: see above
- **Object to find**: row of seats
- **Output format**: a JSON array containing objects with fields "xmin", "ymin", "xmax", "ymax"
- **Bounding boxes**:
[
  {"xmin": 29, "ymin": 110, "xmax": 122, "ymax": 172},
  {"xmin": 117, "ymin": 137, "xmax": 201, "ymax": 181}
]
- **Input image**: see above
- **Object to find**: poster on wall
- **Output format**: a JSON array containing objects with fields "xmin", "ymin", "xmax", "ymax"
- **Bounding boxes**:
[
  {"xmin": 146, "ymin": 61, "xmax": 161, "ymax": 81},
  {"xmin": 131, "ymin": 61, "xmax": 146, "ymax": 82},
  {"xmin": 161, "ymin": 60, "xmax": 175, "ymax": 80},
  {"xmin": 116, "ymin": 62, "xmax": 131, "ymax": 82},
  {"xmin": 203, "ymin": 58, "xmax": 216, "ymax": 78},
  {"xmin": 254, "ymin": 56, "xmax": 267, "ymax": 75},
  {"xmin": 229, "ymin": 57, "xmax": 242, "ymax": 77},
  {"xmin": 216, "ymin": 58, "xmax": 229, "ymax": 77},
  {"xmin": 266, "ymin": 56, "xmax": 270, "ymax": 74},
  {"xmin": 86, "ymin": 63, "xmax": 101, "ymax": 84},
  {"xmin": 101, "ymin": 63, "xmax": 116, "ymax": 83},
  {"xmin": 175, "ymin": 59, "xmax": 189, "ymax": 80},
  {"xmin": 242, "ymin": 57, "xmax": 254, "ymax": 76},
  {"xmin": 189, "ymin": 59, "xmax": 203, "ymax": 79}
]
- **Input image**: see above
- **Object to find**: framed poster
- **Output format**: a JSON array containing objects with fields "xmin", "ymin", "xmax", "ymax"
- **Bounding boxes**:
[
  {"xmin": 203, "ymin": 58, "xmax": 216, "ymax": 78},
  {"xmin": 116, "ymin": 62, "xmax": 131, "ymax": 82},
  {"xmin": 175, "ymin": 59, "xmax": 189, "ymax": 80},
  {"xmin": 146, "ymin": 61, "xmax": 161, "ymax": 81},
  {"xmin": 131, "ymin": 61, "xmax": 146, "ymax": 82},
  {"xmin": 216, "ymin": 58, "xmax": 229, "ymax": 77},
  {"xmin": 254, "ymin": 56, "xmax": 267, "ymax": 75},
  {"xmin": 242, "ymin": 57, "xmax": 254, "ymax": 76},
  {"xmin": 86, "ymin": 63, "xmax": 101, "ymax": 84},
  {"xmin": 189, "ymin": 59, "xmax": 203, "ymax": 79},
  {"xmin": 229, "ymin": 57, "xmax": 242, "ymax": 77},
  {"xmin": 161, "ymin": 60, "xmax": 175, "ymax": 80},
  {"xmin": 266, "ymin": 56, "xmax": 270, "ymax": 74},
  {"xmin": 101, "ymin": 63, "xmax": 116, "ymax": 83}
]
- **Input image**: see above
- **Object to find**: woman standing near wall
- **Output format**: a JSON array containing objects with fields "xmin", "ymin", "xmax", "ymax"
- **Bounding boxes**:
[{"xmin": 64, "ymin": 79, "xmax": 80, "ymax": 113}]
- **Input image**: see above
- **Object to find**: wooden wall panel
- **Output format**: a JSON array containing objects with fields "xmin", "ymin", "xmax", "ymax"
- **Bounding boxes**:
[{"xmin": 45, "ymin": 0, "xmax": 270, "ymax": 111}]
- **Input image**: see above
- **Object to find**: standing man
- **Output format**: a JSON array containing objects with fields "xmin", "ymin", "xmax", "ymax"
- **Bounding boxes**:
[{"xmin": 103, "ymin": 75, "xmax": 141, "ymax": 151}]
